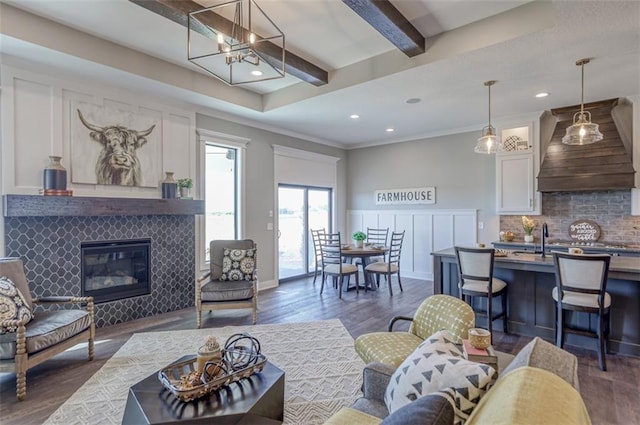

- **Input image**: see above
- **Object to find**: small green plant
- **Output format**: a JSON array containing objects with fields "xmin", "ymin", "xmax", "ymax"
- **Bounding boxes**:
[
  {"xmin": 352, "ymin": 231, "xmax": 367, "ymax": 241},
  {"xmin": 177, "ymin": 178, "xmax": 193, "ymax": 189}
]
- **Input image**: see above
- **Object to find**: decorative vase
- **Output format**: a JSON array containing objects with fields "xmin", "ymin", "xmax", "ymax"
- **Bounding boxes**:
[
  {"xmin": 524, "ymin": 234, "xmax": 534, "ymax": 243},
  {"xmin": 43, "ymin": 156, "xmax": 67, "ymax": 190},
  {"xmin": 356, "ymin": 240, "xmax": 363, "ymax": 248},
  {"xmin": 161, "ymin": 172, "xmax": 178, "ymax": 199}
]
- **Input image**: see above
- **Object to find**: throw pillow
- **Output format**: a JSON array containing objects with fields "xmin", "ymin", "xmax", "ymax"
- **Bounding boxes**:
[
  {"xmin": 221, "ymin": 248, "xmax": 256, "ymax": 281},
  {"xmin": 384, "ymin": 330, "xmax": 496, "ymax": 424},
  {"xmin": 381, "ymin": 393, "xmax": 454, "ymax": 425},
  {"xmin": 0, "ymin": 276, "xmax": 34, "ymax": 333}
]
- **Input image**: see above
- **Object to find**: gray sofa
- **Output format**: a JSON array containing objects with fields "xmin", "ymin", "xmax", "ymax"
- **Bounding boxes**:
[{"xmin": 325, "ymin": 337, "xmax": 591, "ymax": 425}]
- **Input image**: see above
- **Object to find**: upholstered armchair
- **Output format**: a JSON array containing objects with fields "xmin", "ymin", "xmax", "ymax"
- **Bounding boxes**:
[
  {"xmin": 0, "ymin": 257, "xmax": 95, "ymax": 400},
  {"xmin": 196, "ymin": 240, "xmax": 258, "ymax": 328},
  {"xmin": 354, "ymin": 294, "xmax": 475, "ymax": 367}
]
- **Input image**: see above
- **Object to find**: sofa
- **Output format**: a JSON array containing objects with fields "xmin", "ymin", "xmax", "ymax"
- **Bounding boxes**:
[{"xmin": 326, "ymin": 336, "xmax": 591, "ymax": 425}]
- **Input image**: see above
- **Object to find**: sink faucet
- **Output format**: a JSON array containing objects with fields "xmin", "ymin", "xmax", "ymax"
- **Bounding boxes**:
[{"xmin": 541, "ymin": 223, "xmax": 549, "ymax": 258}]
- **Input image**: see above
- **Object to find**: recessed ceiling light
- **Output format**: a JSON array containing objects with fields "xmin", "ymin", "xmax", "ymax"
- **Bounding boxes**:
[
  {"xmin": 385, "ymin": 128, "xmax": 394, "ymax": 132},
  {"xmin": 251, "ymin": 70, "xmax": 263, "ymax": 76},
  {"xmin": 535, "ymin": 92, "xmax": 549, "ymax": 98},
  {"xmin": 350, "ymin": 114, "xmax": 360, "ymax": 119},
  {"xmin": 406, "ymin": 98, "xmax": 421, "ymax": 104}
]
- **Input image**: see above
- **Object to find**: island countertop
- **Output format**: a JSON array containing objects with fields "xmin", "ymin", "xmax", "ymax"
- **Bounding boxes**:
[
  {"xmin": 432, "ymin": 247, "xmax": 640, "ymax": 277},
  {"xmin": 431, "ymin": 247, "xmax": 640, "ymax": 357}
]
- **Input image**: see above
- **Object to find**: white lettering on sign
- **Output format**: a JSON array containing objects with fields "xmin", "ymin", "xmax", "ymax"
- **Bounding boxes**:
[
  {"xmin": 375, "ymin": 187, "xmax": 436, "ymax": 205},
  {"xmin": 568, "ymin": 220, "xmax": 601, "ymax": 242}
]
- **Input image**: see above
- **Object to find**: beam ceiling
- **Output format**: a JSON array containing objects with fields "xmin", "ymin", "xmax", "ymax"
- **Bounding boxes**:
[{"xmin": 342, "ymin": 0, "xmax": 425, "ymax": 57}]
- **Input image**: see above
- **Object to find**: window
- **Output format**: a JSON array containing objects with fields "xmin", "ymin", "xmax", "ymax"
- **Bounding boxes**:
[{"xmin": 198, "ymin": 131, "xmax": 247, "ymax": 269}]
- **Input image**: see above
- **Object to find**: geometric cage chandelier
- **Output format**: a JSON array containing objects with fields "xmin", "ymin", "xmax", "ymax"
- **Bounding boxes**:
[
  {"xmin": 561, "ymin": 58, "xmax": 603, "ymax": 145},
  {"xmin": 188, "ymin": 0, "xmax": 285, "ymax": 86},
  {"xmin": 474, "ymin": 80, "xmax": 503, "ymax": 154}
]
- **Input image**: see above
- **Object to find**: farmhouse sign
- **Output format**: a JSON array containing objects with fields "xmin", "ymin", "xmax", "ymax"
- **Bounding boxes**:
[
  {"xmin": 568, "ymin": 219, "xmax": 601, "ymax": 242},
  {"xmin": 375, "ymin": 187, "xmax": 436, "ymax": 205}
]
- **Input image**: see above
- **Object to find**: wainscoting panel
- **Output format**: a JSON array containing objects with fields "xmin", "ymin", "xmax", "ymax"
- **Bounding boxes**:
[{"xmin": 347, "ymin": 209, "xmax": 477, "ymax": 281}]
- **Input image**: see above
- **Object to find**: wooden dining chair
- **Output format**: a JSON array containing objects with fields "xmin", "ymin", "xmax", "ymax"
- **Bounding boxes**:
[
  {"xmin": 552, "ymin": 252, "xmax": 611, "ymax": 371},
  {"xmin": 310, "ymin": 228, "xmax": 325, "ymax": 285},
  {"xmin": 364, "ymin": 231, "xmax": 404, "ymax": 296},
  {"xmin": 319, "ymin": 232, "xmax": 359, "ymax": 299}
]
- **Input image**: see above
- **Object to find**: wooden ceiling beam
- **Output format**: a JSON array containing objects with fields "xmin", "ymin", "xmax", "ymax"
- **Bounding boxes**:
[
  {"xmin": 129, "ymin": 0, "xmax": 328, "ymax": 86},
  {"xmin": 342, "ymin": 0, "xmax": 425, "ymax": 57}
]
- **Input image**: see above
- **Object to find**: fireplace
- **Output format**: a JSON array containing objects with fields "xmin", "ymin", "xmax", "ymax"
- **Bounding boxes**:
[{"xmin": 81, "ymin": 239, "xmax": 151, "ymax": 304}]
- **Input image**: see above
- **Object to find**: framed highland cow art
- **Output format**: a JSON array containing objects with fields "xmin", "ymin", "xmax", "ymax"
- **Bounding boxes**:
[{"xmin": 71, "ymin": 102, "xmax": 161, "ymax": 188}]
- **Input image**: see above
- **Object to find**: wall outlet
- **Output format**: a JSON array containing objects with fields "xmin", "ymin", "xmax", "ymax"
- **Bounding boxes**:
[{"xmin": 478, "ymin": 222, "xmax": 484, "ymax": 229}]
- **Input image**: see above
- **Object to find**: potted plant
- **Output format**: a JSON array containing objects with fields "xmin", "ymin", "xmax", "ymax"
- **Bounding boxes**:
[
  {"xmin": 352, "ymin": 231, "xmax": 367, "ymax": 248},
  {"xmin": 177, "ymin": 178, "xmax": 193, "ymax": 199},
  {"xmin": 522, "ymin": 216, "xmax": 535, "ymax": 243}
]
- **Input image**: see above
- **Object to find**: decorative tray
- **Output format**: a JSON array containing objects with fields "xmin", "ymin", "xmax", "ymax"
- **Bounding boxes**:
[
  {"xmin": 158, "ymin": 333, "xmax": 266, "ymax": 402},
  {"xmin": 494, "ymin": 249, "xmax": 510, "ymax": 257}
]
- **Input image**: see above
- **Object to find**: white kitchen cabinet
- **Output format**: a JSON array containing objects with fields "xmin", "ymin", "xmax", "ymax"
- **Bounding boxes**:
[{"xmin": 496, "ymin": 122, "xmax": 541, "ymax": 214}]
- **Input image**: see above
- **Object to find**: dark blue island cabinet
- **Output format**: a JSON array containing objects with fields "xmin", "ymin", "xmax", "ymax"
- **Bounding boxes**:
[{"xmin": 432, "ymin": 248, "xmax": 640, "ymax": 357}]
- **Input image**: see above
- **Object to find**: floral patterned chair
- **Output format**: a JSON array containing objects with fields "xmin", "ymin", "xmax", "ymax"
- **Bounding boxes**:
[
  {"xmin": 196, "ymin": 240, "xmax": 258, "ymax": 328},
  {"xmin": 0, "ymin": 257, "xmax": 95, "ymax": 400}
]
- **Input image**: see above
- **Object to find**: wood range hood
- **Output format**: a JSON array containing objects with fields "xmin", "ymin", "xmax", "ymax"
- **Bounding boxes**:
[{"xmin": 537, "ymin": 98, "xmax": 636, "ymax": 192}]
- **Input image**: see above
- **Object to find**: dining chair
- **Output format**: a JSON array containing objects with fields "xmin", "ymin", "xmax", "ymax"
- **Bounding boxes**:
[
  {"xmin": 364, "ymin": 230, "xmax": 404, "ymax": 296},
  {"xmin": 552, "ymin": 252, "xmax": 611, "ymax": 371},
  {"xmin": 319, "ymin": 232, "xmax": 359, "ymax": 299},
  {"xmin": 454, "ymin": 246, "xmax": 508, "ymax": 343},
  {"xmin": 366, "ymin": 227, "xmax": 389, "ymax": 262},
  {"xmin": 310, "ymin": 228, "xmax": 325, "ymax": 285}
]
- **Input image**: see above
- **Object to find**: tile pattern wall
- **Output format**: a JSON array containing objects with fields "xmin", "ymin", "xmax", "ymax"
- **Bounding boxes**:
[
  {"xmin": 499, "ymin": 190, "xmax": 640, "ymax": 243},
  {"xmin": 4, "ymin": 215, "xmax": 195, "ymax": 327}
]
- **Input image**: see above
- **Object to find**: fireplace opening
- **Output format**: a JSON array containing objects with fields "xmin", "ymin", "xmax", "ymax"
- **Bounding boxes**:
[{"xmin": 81, "ymin": 239, "xmax": 151, "ymax": 303}]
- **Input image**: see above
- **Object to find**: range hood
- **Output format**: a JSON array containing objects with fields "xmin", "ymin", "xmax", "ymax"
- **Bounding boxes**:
[{"xmin": 537, "ymin": 98, "xmax": 636, "ymax": 192}]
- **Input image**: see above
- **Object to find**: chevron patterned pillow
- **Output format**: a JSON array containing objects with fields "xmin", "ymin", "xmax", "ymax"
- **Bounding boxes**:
[{"xmin": 384, "ymin": 330, "xmax": 497, "ymax": 424}]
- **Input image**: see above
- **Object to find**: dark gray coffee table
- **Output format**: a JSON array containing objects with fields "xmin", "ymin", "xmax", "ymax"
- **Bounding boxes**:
[{"xmin": 122, "ymin": 356, "xmax": 285, "ymax": 425}]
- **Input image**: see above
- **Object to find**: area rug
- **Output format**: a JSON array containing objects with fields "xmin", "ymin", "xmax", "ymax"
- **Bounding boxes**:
[{"xmin": 44, "ymin": 319, "xmax": 364, "ymax": 425}]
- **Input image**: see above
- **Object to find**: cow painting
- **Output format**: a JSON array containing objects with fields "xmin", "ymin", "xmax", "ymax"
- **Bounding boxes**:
[{"xmin": 77, "ymin": 109, "xmax": 156, "ymax": 187}]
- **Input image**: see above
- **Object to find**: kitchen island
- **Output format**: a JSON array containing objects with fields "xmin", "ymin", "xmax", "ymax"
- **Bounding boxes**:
[{"xmin": 432, "ymin": 248, "xmax": 640, "ymax": 357}]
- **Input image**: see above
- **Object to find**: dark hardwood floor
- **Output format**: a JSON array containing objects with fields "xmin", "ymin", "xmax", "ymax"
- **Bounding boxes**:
[{"xmin": 1, "ymin": 276, "xmax": 638, "ymax": 424}]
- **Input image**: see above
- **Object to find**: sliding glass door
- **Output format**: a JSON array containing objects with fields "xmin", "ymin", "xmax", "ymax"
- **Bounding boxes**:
[{"xmin": 278, "ymin": 185, "xmax": 331, "ymax": 281}]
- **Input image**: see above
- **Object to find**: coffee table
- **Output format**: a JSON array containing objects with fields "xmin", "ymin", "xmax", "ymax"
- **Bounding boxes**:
[{"xmin": 122, "ymin": 356, "xmax": 285, "ymax": 424}]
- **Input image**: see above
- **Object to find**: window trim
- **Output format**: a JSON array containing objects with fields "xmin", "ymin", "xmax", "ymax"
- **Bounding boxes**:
[{"xmin": 196, "ymin": 129, "xmax": 249, "ymax": 272}]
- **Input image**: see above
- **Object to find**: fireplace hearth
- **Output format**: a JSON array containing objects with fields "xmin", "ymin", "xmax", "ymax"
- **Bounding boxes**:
[{"xmin": 81, "ymin": 239, "xmax": 151, "ymax": 304}]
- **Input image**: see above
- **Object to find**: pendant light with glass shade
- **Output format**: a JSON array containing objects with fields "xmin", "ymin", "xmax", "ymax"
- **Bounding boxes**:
[
  {"xmin": 562, "ymin": 58, "xmax": 603, "ymax": 145},
  {"xmin": 474, "ymin": 80, "xmax": 502, "ymax": 154}
]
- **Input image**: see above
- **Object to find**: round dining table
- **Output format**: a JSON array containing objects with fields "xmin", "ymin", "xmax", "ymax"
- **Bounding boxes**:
[{"xmin": 340, "ymin": 244, "xmax": 387, "ymax": 291}]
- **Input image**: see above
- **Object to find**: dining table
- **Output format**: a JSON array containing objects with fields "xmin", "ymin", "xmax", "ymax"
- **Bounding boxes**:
[{"xmin": 340, "ymin": 244, "xmax": 388, "ymax": 291}]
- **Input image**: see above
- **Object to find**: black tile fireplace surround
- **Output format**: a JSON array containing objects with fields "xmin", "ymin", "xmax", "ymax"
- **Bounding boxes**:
[{"xmin": 3, "ymin": 196, "xmax": 203, "ymax": 327}]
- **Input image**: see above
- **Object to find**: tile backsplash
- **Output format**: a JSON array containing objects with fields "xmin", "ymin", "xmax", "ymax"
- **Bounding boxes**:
[{"xmin": 499, "ymin": 190, "xmax": 640, "ymax": 243}]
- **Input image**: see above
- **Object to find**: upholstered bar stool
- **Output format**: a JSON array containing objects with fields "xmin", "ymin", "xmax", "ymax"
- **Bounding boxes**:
[
  {"xmin": 552, "ymin": 252, "xmax": 611, "ymax": 371},
  {"xmin": 454, "ymin": 247, "xmax": 508, "ymax": 342}
]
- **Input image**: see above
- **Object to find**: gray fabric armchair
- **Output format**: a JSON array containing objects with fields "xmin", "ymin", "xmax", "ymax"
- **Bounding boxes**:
[
  {"xmin": 0, "ymin": 257, "xmax": 95, "ymax": 400},
  {"xmin": 196, "ymin": 240, "xmax": 258, "ymax": 328}
]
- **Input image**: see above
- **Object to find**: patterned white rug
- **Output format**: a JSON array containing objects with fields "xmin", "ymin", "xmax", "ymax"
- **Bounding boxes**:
[{"xmin": 44, "ymin": 319, "xmax": 364, "ymax": 425}]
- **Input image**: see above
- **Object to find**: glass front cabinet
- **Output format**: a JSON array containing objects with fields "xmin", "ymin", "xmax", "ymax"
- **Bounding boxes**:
[{"xmin": 496, "ymin": 120, "xmax": 542, "ymax": 215}]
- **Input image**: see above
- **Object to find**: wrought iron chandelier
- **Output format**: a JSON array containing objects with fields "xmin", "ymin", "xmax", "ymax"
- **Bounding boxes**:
[
  {"xmin": 562, "ymin": 58, "xmax": 603, "ymax": 145},
  {"xmin": 188, "ymin": 0, "xmax": 285, "ymax": 86},
  {"xmin": 474, "ymin": 80, "xmax": 503, "ymax": 154}
]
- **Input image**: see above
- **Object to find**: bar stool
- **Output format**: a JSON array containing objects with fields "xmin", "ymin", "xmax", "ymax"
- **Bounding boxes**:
[
  {"xmin": 552, "ymin": 252, "xmax": 611, "ymax": 371},
  {"xmin": 454, "ymin": 246, "xmax": 508, "ymax": 342}
]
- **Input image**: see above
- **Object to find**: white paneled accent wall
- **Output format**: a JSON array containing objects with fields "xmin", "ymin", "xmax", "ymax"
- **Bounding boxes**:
[
  {"xmin": 1, "ymin": 64, "xmax": 196, "ymax": 198},
  {"xmin": 347, "ymin": 209, "xmax": 478, "ymax": 280}
]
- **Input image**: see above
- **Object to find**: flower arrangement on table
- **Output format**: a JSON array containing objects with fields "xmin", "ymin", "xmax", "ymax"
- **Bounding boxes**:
[
  {"xmin": 352, "ymin": 231, "xmax": 367, "ymax": 248},
  {"xmin": 522, "ymin": 216, "xmax": 535, "ymax": 242}
]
